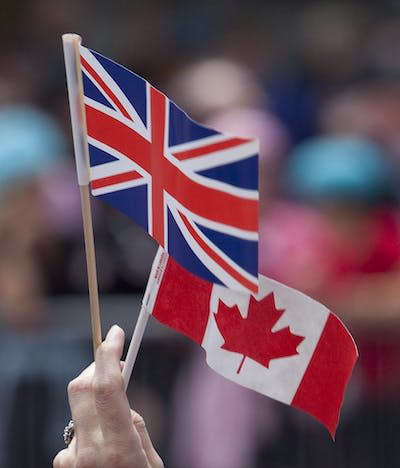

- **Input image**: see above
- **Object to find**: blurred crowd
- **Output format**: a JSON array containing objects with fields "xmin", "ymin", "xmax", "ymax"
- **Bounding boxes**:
[{"xmin": 1, "ymin": 0, "xmax": 400, "ymax": 467}]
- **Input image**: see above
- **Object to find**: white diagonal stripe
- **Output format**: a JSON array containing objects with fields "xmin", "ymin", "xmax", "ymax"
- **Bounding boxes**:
[{"xmin": 80, "ymin": 45, "xmax": 149, "ymax": 138}]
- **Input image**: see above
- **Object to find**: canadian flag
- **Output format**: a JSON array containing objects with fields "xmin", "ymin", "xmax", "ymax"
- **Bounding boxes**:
[{"xmin": 144, "ymin": 248, "xmax": 358, "ymax": 437}]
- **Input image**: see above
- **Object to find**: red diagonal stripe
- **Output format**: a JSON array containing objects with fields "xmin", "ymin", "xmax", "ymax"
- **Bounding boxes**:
[
  {"xmin": 85, "ymin": 105, "xmax": 151, "ymax": 172},
  {"xmin": 164, "ymin": 161, "xmax": 258, "ymax": 231},
  {"xmin": 178, "ymin": 211, "xmax": 258, "ymax": 293},
  {"xmin": 173, "ymin": 137, "xmax": 252, "ymax": 161},
  {"xmin": 86, "ymin": 105, "xmax": 258, "ymax": 232},
  {"xmin": 91, "ymin": 170, "xmax": 143, "ymax": 190},
  {"xmin": 81, "ymin": 56, "xmax": 132, "ymax": 120}
]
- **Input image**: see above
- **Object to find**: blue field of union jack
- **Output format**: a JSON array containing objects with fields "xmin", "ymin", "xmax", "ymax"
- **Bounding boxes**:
[{"xmin": 79, "ymin": 45, "xmax": 259, "ymax": 293}]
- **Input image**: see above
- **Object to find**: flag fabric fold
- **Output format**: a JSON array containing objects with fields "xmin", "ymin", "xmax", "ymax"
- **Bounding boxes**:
[
  {"xmin": 143, "ymin": 248, "xmax": 358, "ymax": 437},
  {"xmin": 78, "ymin": 45, "xmax": 259, "ymax": 294}
]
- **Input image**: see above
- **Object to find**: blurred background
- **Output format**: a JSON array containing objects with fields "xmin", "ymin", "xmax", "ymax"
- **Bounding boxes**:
[{"xmin": 1, "ymin": 0, "xmax": 400, "ymax": 466}]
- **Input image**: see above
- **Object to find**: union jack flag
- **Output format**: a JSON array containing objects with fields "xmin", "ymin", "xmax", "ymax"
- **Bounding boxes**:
[{"xmin": 79, "ymin": 46, "xmax": 259, "ymax": 293}]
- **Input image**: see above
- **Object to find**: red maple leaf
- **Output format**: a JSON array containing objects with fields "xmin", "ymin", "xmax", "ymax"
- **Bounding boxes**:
[{"xmin": 214, "ymin": 293, "xmax": 305, "ymax": 374}]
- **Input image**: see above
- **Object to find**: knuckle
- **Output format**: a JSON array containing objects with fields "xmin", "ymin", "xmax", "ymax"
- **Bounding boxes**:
[
  {"xmin": 67, "ymin": 376, "xmax": 92, "ymax": 397},
  {"xmin": 133, "ymin": 414, "xmax": 146, "ymax": 430},
  {"xmin": 93, "ymin": 375, "xmax": 121, "ymax": 402},
  {"xmin": 52, "ymin": 450, "xmax": 66, "ymax": 468},
  {"xmin": 96, "ymin": 340, "xmax": 118, "ymax": 359}
]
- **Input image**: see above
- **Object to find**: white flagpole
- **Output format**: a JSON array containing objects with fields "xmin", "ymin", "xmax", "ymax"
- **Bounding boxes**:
[
  {"xmin": 122, "ymin": 304, "xmax": 149, "ymax": 391},
  {"xmin": 62, "ymin": 33, "xmax": 102, "ymax": 354},
  {"xmin": 122, "ymin": 247, "xmax": 167, "ymax": 390}
]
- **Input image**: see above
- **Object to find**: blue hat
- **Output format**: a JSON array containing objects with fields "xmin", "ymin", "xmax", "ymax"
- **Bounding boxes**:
[
  {"xmin": 285, "ymin": 136, "xmax": 394, "ymax": 203},
  {"xmin": 0, "ymin": 105, "xmax": 66, "ymax": 192}
]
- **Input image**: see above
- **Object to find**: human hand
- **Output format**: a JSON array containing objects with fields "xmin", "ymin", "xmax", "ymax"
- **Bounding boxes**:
[{"xmin": 53, "ymin": 325, "xmax": 164, "ymax": 468}]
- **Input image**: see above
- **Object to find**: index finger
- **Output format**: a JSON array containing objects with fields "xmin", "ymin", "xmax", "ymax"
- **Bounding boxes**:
[
  {"xmin": 93, "ymin": 326, "xmax": 148, "ymax": 463},
  {"xmin": 67, "ymin": 363, "xmax": 99, "ymax": 447}
]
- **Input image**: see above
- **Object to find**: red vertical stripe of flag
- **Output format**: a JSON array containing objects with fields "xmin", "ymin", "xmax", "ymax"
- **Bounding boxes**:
[{"xmin": 291, "ymin": 313, "xmax": 358, "ymax": 438}]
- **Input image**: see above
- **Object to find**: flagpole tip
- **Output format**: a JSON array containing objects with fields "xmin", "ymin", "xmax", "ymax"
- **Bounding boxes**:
[{"xmin": 62, "ymin": 33, "xmax": 82, "ymax": 45}]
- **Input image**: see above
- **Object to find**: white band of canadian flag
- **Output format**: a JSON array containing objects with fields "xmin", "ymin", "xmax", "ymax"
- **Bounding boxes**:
[{"xmin": 144, "ymin": 247, "xmax": 358, "ymax": 437}]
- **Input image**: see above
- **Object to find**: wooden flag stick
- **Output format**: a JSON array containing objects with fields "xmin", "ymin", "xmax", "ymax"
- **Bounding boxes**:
[
  {"xmin": 79, "ymin": 184, "xmax": 102, "ymax": 353},
  {"xmin": 62, "ymin": 33, "xmax": 102, "ymax": 354},
  {"xmin": 122, "ymin": 247, "xmax": 165, "ymax": 390}
]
